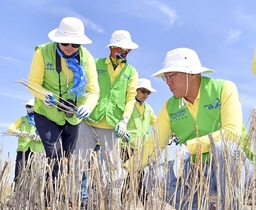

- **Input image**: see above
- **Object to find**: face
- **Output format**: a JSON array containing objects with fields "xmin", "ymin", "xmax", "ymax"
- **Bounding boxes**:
[
  {"xmin": 110, "ymin": 46, "xmax": 131, "ymax": 60},
  {"xmin": 163, "ymin": 72, "xmax": 187, "ymax": 98},
  {"xmin": 26, "ymin": 105, "xmax": 34, "ymax": 114},
  {"xmin": 136, "ymin": 88, "xmax": 151, "ymax": 102},
  {"xmin": 58, "ymin": 43, "xmax": 81, "ymax": 56}
]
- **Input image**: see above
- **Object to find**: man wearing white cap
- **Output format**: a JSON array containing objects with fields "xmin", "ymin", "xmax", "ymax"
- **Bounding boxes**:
[
  {"xmin": 121, "ymin": 78, "xmax": 157, "ymax": 205},
  {"xmin": 27, "ymin": 17, "xmax": 99, "ymax": 203},
  {"xmin": 124, "ymin": 48, "xmax": 254, "ymax": 209},
  {"xmin": 76, "ymin": 29, "xmax": 139, "ymax": 207},
  {"xmin": 7, "ymin": 99, "xmax": 44, "ymax": 185}
]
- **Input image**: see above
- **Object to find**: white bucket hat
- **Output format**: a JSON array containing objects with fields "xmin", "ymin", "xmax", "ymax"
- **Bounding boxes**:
[
  {"xmin": 152, "ymin": 48, "xmax": 214, "ymax": 78},
  {"xmin": 106, "ymin": 30, "xmax": 139, "ymax": 50},
  {"xmin": 137, "ymin": 78, "xmax": 156, "ymax": 93},
  {"xmin": 22, "ymin": 99, "xmax": 35, "ymax": 107},
  {"xmin": 48, "ymin": 17, "xmax": 92, "ymax": 44}
]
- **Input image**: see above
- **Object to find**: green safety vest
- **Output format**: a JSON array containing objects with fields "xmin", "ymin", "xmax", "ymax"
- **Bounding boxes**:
[
  {"xmin": 167, "ymin": 76, "xmax": 253, "ymax": 162},
  {"xmin": 34, "ymin": 42, "xmax": 91, "ymax": 126},
  {"xmin": 89, "ymin": 58, "xmax": 136, "ymax": 127},
  {"xmin": 17, "ymin": 116, "xmax": 44, "ymax": 153},
  {"xmin": 125, "ymin": 102, "xmax": 153, "ymax": 147}
]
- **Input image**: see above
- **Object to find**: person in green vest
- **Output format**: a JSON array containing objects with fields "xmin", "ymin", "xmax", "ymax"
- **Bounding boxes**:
[
  {"xmin": 28, "ymin": 17, "xmax": 100, "ymax": 208},
  {"xmin": 7, "ymin": 99, "xmax": 44, "ymax": 184},
  {"xmin": 75, "ymin": 29, "xmax": 139, "ymax": 208},
  {"xmin": 124, "ymin": 48, "xmax": 254, "ymax": 210},
  {"xmin": 120, "ymin": 78, "xmax": 157, "ymax": 206}
]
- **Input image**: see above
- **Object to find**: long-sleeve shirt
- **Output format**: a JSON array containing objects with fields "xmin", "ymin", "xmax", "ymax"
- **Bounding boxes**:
[
  {"xmin": 91, "ymin": 57, "xmax": 138, "ymax": 129},
  {"xmin": 252, "ymin": 49, "xmax": 256, "ymax": 75},
  {"xmin": 124, "ymin": 80, "xmax": 243, "ymax": 169},
  {"xmin": 28, "ymin": 47, "xmax": 99, "ymax": 111}
]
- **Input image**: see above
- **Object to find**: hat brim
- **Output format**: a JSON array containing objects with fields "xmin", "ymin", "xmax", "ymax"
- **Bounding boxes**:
[
  {"xmin": 137, "ymin": 85, "xmax": 157, "ymax": 93},
  {"xmin": 106, "ymin": 42, "xmax": 139, "ymax": 50},
  {"xmin": 48, "ymin": 29, "xmax": 92, "ymax": 44},
  {"xmin": 151, "ymin": 66, "xmax": 215, "ymax": 78}
]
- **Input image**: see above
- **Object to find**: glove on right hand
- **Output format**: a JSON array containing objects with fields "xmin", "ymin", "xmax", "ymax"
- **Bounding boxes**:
[
  {"xmin": 44, "ymin": 93, "xmax": 56, "ymax": 107},
  {"xmin": 173, "ymin": 144, "xmax": 190, "ymax": 178}
]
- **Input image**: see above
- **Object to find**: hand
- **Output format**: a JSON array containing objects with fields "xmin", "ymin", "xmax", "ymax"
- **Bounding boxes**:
[
  {"xmin": 115, "ymin": 117, "xmax": 128, "ymax": 138},
  {"xmin": 76, "ymin": 105, "xmax": 91, "ymax": 119},
  {"xmin": 44, "ymin": 92, "xmax": 56, "ymax": 107},
  {"xmin": 32, "ymin": 134, "xmax": 40, "ymax": 141},
  {"xmin": 123, "ymin": 132, "xmax": 130, "ymax": 143},
  {"xmin": 173, "ymin": 144, "xmax": 190, "ymax": 178}
]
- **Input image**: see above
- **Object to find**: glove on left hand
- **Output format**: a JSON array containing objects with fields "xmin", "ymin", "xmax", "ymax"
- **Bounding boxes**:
[
  {"xmin": 115, "ymin": 117, "xmax": 129, "ymax": 138},
  {"xmin": 76, "ymin": 105, "xmax": 91, "ymax": 119}
]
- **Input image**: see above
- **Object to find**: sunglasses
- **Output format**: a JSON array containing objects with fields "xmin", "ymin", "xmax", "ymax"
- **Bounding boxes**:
[
  {"xmin": 60, "ymin": 43, "xmax": 81, "ymax": 48},
  {"xmin": 26, "ymin": 105, "xmax": 33, "ymax": 108},
  {"xmin": 138, "ymin": 88, "xmax": 151, "ymax": 95}
]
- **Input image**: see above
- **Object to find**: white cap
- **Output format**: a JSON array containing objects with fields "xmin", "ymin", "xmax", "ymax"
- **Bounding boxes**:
[
  {"xmin": 106, "ymin": 30, "xmax": 139, "ymax": 50},
  {"xmin": 137, "ymin": 78, "xmax": 156, "ymax": 93},
  {"xmin": 48, "ymin": 17, "xmax": 92, "ymax": 44},
  {"xmin": 152, "ymin": 48, "xmax": 214, "ymax": 78},
  {"xmin": 22, "ymin": 99, "xmax": 34, "ymax": 107}
]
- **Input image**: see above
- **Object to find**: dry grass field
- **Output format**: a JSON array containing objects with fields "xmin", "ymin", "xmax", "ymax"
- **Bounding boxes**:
[{"xmin": 0, "ymin": 108, "xmax": 256, "ymax": 210}]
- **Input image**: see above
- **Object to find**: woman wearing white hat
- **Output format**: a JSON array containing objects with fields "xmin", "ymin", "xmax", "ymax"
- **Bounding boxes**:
[
  {"xmin": 125, "ymin": 48, "xmax": 254, "ymax": 209},
  {"xmin": 76, "ymin": 29, "xmax": 139, "ymax": 207},
  {"xmin": 7, "ymin": 99, "xmax": 44, "ymax": 185},
  {"xmin": 27, "ymin": 16, "xmax": 100, "ymax": 202}
]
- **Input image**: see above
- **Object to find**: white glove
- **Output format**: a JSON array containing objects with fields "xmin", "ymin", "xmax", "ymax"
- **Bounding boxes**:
[
  {"xmin": 44, "ymin": 92, "xmax": 56, "ymax": 107},
  {"xmin": 115, "ymin": 117, "xmax": 128, "ymax": 138},
  {"xmin": 173, "ymin": 144, "xmax": 190, "ymax": 178},
  {"xmin": 32, "ymin": 134, "xmax": 40, "ymax": 141},
  {"xmin": 76, "ymin": 105, "xmax": 91, "ymax": 119}
]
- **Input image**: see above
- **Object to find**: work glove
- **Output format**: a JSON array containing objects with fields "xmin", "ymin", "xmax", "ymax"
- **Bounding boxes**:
[
  {"xmin": 173, "ymin": 144, "xmax": 190, "ymax": 178},
  {"xmin": 44, "ymin": 92, "xmax": 56, "ymax": 107},
  {"xmin": 123, "ymin": 132, "xmax": 130, "ymax": 143},
  {"xmin": 32, "ymin": 134, "xmax": 40, "ymax": 141},
  {"xmin": 76, "ymin": 105, "xmax": 91, "ymax": 119},
  {"xmin": 115, "ymin": 117, "xmax": 129, "ymax": 138}
]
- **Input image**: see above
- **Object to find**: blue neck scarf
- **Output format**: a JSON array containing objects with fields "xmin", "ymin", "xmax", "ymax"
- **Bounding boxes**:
[
  {"xmin": 27, "ymin": 113, "xmax": 38, "ymax": 135},
  {"xmin": 56, "ymin": 44, "xmax": 86, "ymax": 97}
]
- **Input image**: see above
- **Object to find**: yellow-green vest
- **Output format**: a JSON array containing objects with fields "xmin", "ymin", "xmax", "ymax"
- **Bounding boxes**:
[
  {"xmin": 126, "ymin": 102, "xmax": 153, "ymax": 147},
  {"xmin": 167, "ymin": 76, "xmax": 253, "ymax": 162},
  {"xmin": 17, "ymin": 116, "xmax": 44, "ymax": 153},
  {"xmin": 89, "ymin": 58, "xmax": 136, "ymax": 127},
  {"xmin": 34, "ymin": 42, "xmax": 91, "ymax": 126}
]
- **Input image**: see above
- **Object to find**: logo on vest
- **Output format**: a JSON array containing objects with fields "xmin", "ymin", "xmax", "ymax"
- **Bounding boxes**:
[
  {"xmin": 45, "ymin": 62, "xmax": 54, "ymax": 71},
  {"xmin": 204, "ymin": 98, "xmax": 221, "ymax": 110},
  {"xmin": 170, "ymin": 109, "xmax": 187, "ymax": 122},
  {"xmin": 123, "ymin": 74, "xmax": 131, "ymax": 80},
  {"xmin": 97, "ymin": 69, "xmax": 106, "ymax": 76}
]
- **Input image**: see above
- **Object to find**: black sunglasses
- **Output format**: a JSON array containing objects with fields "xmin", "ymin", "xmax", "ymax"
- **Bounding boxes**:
[
  {"xmin": 138, "ymin": 88, "xmax": 151, "ymax": 95},
  {"xmin": 26, "ymin": 105, "xmax": 33, "ymax": 108},
  {"xmin": 60, "ymin": 43, "xmax": 81, "ymax": 48}
]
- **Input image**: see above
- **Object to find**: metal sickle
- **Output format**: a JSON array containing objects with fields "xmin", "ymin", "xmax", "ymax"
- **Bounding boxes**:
[{"xmin": 16, "ymin": 78, "xmax": 98, "ymax": 124}]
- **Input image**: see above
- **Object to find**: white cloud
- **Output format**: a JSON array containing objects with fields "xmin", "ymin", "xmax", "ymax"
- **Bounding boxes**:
[
  {"xmin": 224, "ymin": 30, "xmax": 242, "ymax": 45},
  {"xmin": 0, "ymin": 56, "xmax": 17, "ymax": 61}
]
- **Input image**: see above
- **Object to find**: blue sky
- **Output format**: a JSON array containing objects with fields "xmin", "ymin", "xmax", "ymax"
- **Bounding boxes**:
[{"xmin": 1, "ymin": 0, "xmax": 256, "ymax": 162}]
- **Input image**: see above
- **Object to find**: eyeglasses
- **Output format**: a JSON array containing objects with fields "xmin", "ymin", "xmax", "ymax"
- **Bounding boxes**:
[
  {"xmin": 60, "ymin": 43, "xmax": 81, "ymax": 48},
  {"xmin": 162, "ymin": 74, "xmax": 175, "ymax": 82},
  {"xmin": 138, "ymin": 88, "xmax": 151, "ymax": 95},
  {"xmin": 26, "ymin": 105, "xmax": 33, "ymax": 108}
]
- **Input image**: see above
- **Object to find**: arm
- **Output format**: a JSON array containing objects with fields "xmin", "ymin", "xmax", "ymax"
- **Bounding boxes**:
[
  {"xmin": 186, "ymin": 80, "xmax": 243, "ymax": 154},
  {"xmin": 252, "ymin": 49, "xmax": 256, "ymax": 75},
  {"xmin": 122, "ymin": 70, "xmax": 138, "ymax": 119},
  {"xmin": 28, "ymin": 49, "xmax": 49, "ymax": 100},
  {"xmin": 7, "ymin": 118, "xmax": 22, "ymax": 134},
  {"xmin": 83, "ymin": 54, "xmax": 100, "ymax": 111}
]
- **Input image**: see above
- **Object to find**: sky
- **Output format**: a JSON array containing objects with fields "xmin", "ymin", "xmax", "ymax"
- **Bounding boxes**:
[{"xmin": 0, "ymin": 0, "xmax": 256, "ymax": 163}]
